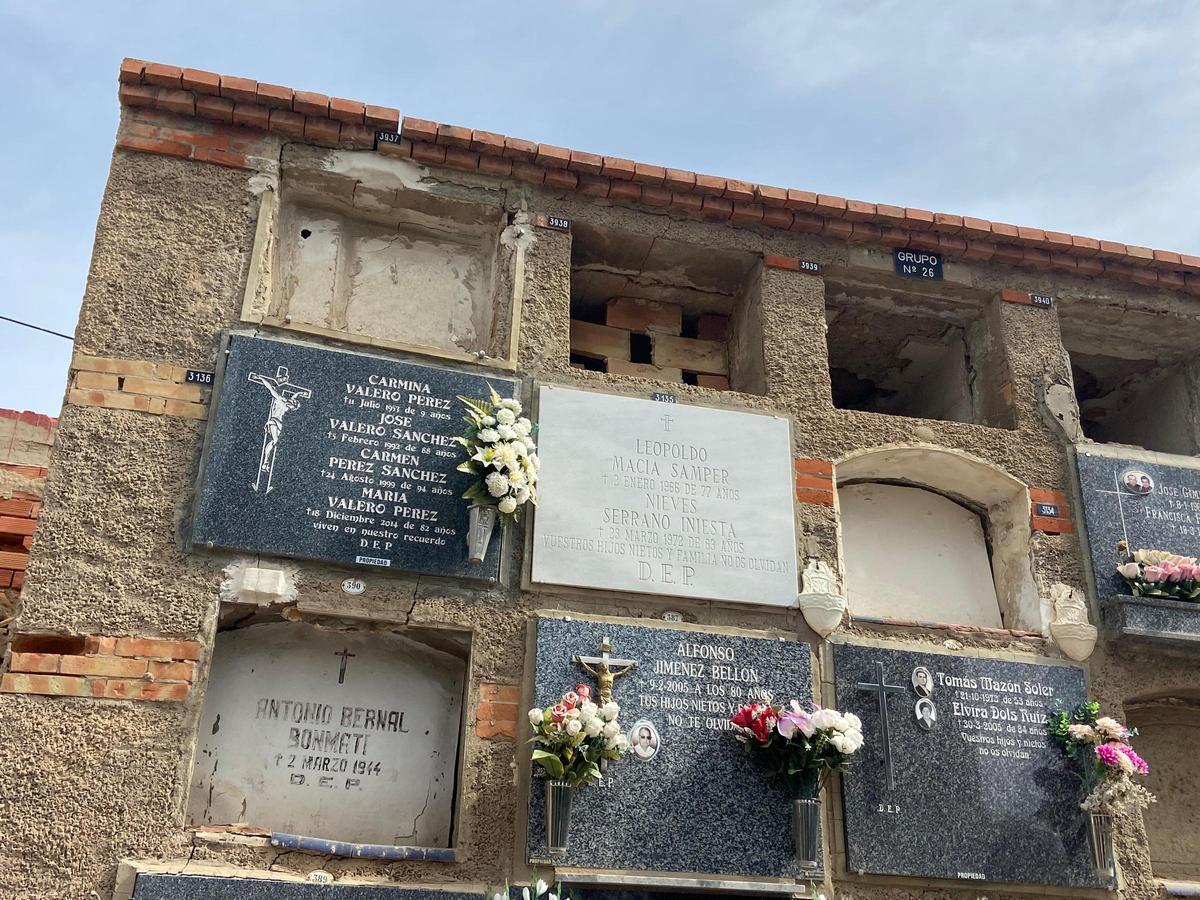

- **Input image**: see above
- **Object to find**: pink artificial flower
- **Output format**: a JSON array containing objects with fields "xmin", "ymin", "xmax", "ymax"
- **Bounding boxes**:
[
  {"xmin": 562, "ymin": 691, "xmax": 580, "ymax": 709},
  {"xmin": 575, "ymin": 683, "xmax": 592, "ymax": 700},
  {"xmin": 1143, "ymin": 565, "xmax": 1166, "ymax": 583},
  {"xmin": 777, "ymin": 704, "xmax": 816, "ymax": 740},
  {"xmin": 1118, "ymin": 745, "xmax": 1150, "ymax": 776},
  {"xmin": 550, "ymin": 703, "xmax": 567, "ymax": 723},
  {"xmin": 1095, "ymin": 743, "xmax": 1123, "ymax": 770}
]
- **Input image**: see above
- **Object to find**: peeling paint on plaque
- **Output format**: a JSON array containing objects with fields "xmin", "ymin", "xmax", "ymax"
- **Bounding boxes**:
[{"xmin": 188, "ymin": 621, "xmax": 466, "ymax": 846}]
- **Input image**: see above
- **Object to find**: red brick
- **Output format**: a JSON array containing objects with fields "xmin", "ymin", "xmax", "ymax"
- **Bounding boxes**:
[
  {"xmin": 402, "ymin": 116, "xmax": 438, "ymax": 142},
  {"xmin": 377, "ymin": 136, "xmax": 413, "ymax": 159},
  {"xmin": 845, "ymin": 199, "xmax": 877, "ymax": 220},
  {"xmin": 113, "ymin": 637, "xmax": 201, "ymax": 661},
  {"xmin": 989, "ymin": 222, "xmax": 1019, "ymax": 241},
  {"xmin": 268, "ymin": 109, "xmax": 306, "ymax": 138},
  {"xmin": 231, "ymin": 102, "xmax": 269, "ymax": 131},
  {"xmin": 84, "ymin": 635, "xmax": 117, "ymax": 655},
  {"xmin": 12, "ymin": 633, "xmax": 85, "ymax": 655},
  {"xmin": 1098, "ymin": 239, "xmax": 1127, "ymax": 257},
  {"xmin": 510, "ymin": 160, "xmax": 546, "ymax": 184},
  {"xmin": 1029, "ymin": 487, "xmax": 1067, "ymax": 506},
  {"xmin": 544, "ymin": 168, "xmax": 579, "ymax": 190},
  {"xmin": 796, "ymin": 474, "xmax": 835, "ymax": 491},
  {"xmin": 694, "ymin": 173, "xmax": 727, "ymax": 195},
  {"xmin": 960, "ymin": 216, "xmax": 992, "ymax": 237},
  {"xmin": 100, "ymin": 678, "xmax": 143, "ymax": 699},
  {"xmin": 303, "ymin": 117, "xmax": 341, "ymax": 144},
  {"xmin": 815, "ymin": 194, "xmax": 847, "ymax": 215},
  {"xmin": 364, "ymin": 105, "xmax": 400, "ymax": 130},
  {"xmin": 194, "ymin": 95, "xmax": 234, "ymax": 123},
  {"xmin": 141, "ymin": 682, "xmax": 190, "ymax": 701},
  {"xmin": 761, "ymin": 207, "xmax": 793, "ymax": 229},
  {"xmin": 119, "ymin": 58, "xmax": 146, "ymax": 85},
  {"xmin": 723, "ymin": 179, "xmax": 755, "ymax": 201},
  {"xmin": 340, "ymin": 123, "xmax": 375, "ymax": 149},
  {"xmin": 193, "ymin": 147, "xmax": 249, "ymax": 169},
  {"xmin": 755, "ymin": 184, "xmax": 788, "ymax": 204},
  {"xmin": 478, "ymin": 154, "xmax": 513, "ymax": 178},
  {"xmin": 480, "ymin": 682, "xmax": 521, "ymax": 703},
  {"xmin": 602, "ymin": 157, "xmax": 636, "ymax": 180},
  {"xmin": 631, "ymin": 162, "xmax": 665, "ymax": 184},
  {"xmin": 181, "ymin": 68, "xmax": 220, "ymax": 94},
  {"xmin": 293, "ymin": 90, "xmax": 329, "ymax": 117},
  {"xmin": 567, "ymin": 149, "xmax": 603, "ymax": 174},
  {"xmin": 991, "ymin": 245, "xmax": 1025, "ymax": 265},
  {"xmin": 731, "ymin": 202, "xmax": 764, "ymax": 223},
  {"xmin": 789, "ymin": 212, "xmax": 824, "ymax": 234},
  {"xmin": 157, "ymin": 89, "xmax": 196, "ymax": 116},
  {"xmin": 872, "ymin": 203, "xmax": 904, "ymax": 224},
  {"xmin": 0, "ymin": 570, "xmax": 11, "ymax": 588},
  {"xmin": 1070, "ymin": 234, "xmax": 1100, "ymax": 256},
  {"xmin": 821, "ymin": 219, "xmax": 854, "ymax": 240},
  {"xmin": 1050, "ymin": 253, "xmax": 1078, "ymax": 271},
  {"xmin": 476, "ymin": 699, "xmax": 519, "ymax": 722},
  {"xmin": 640, "ymin": 185, "xmax": 671, "ymax": 207},
  {"xmin": 142, "ymin": 62, "xmax": 183, "ymax": 88},
  {"xmin": 576, "ymin": 173, "xmax": 609, "ymax": 196},
  {"xmin": 0, "ymin": 516, "xmax": 35, "ymax": 537},
  {"xmin": 408, "ymin": 141, "xmax": 445, "ymax": 165},
  {"xmin": 149, "ymin": 660, "xmax": 196, "ymax": 682},
  {"xmin": 1020, "ymin": 247, "xmax": 1052, "ymax": 269},
  {"xmin": 1179, "ymin": 254, "xmax": 1200, "ymax": 271},
  {"xmin": 1, "ymin": 673, "xmax": 89, "ymax": 697},
  {"xmin": 1043, "ymin": 230, "xmax": 1073, "ymax": 249},
  {"xmin": 670, "ymin": 191, "xmax": 702, "ymax": 214},
  {"xmin": 536, "ymin": 144, "xmax": 571, "ymax": 169},
  {"xmin": 794, "ymin": 458, "xmax": 834, "ymax": 476},
  {"xmin": 503, "ymin": 136, "xmax": 538, "ymax": 160},
  {"xmin": 1158, "ymin": 271, "xmax": 1186, "ymax": 290},
  {"xmin": 795, "ymin": 488, "xmax": 835, "ymax": 507},
  {"xmin": 255, "ymin": 82, "xmax": 294, "ymax": 109},
  {"xmin": 470, "ymin": 129, "xmax": 505, "ymax": 154},
  {"xmin": 764, "ymin": 254, "xmax": 800, "ymax": 271},
  {"xmin": 936, "ymin": 234, "xmax": 967, "ymax": 254},
  {"xmin": 1131, "ymin": 268, "xmax": 1159, "ymax": 287},
  {"xmin": 329, "ymin": 97, "xmax": 366, "ymax": 124},
  {"xmin": 785, "ymin": 189, "xmax": 818, "ymax": 211},
  {"xmin": 475, "ymin": 717, "xmax": 517, "ymax": 740},
  {"xmin": 117, "ymin": 135, "xmax": 192, "ymax": 161},
  {"xmin": 1185, "ymin": 274, "xmax": 1200, "ymax": 295},
  {"xmin": 9, "ymin": 653, "xmax": 60, "ymax": 674},
  {"xmin": 1125, "ymin": 244, "xmax": 1154, "ymax": 264},
  {"xmin": 444, "ymin": 146, "xmax": 480, "ymax": 171},
  {"xmin": 609, "ymin": 180, "xmax": 641, "ymax": 202},
  {"xmin": 60, "ymin": 655, "xmax": 148, "ymax": 678},
  {"xmin": 903, "ymin": 209, "xmax": 935, "ymax": 230},
  {"xmin": 1016, "ymin": 225, "xmax": 1045, "ymax": 243},
  {"xmin": 999, "ymin": 289, "xmax": 1031, "ymax": 306},
  {"xmin": 664, "ymin": 168, "xmax": 696, "ymax": 191},
  {"xmin": 437, "ymin": 123, "xmax": 472, "ymax": 147},
  {"xmin": 118, "ymin": 84, "xmax": 158, "ymax": 109},
  {"xmin": 0, "ymin": 499, "xmax": 35, "ymax": 517},
  {"xmin": 700, "ymin": 195, "xmax": 732, "ymax": 219},
  {"xmin": 1075, "ymin": 257, "xmax": 1105, "ymax": 277},
  {"xmin": 219, "ymin": 75, "xmax": 258, "ymax": 103},
  {"xmin": 1032, "ymin": 515, "xmax": 1074, "ymax": 534},
  {"xmin": 931, "ymin": 212, "xmax": 962, "ymax": 233},
  {"xmin": 1105, "ymin": 261, "xmax": 1136, "ymax": 280}
]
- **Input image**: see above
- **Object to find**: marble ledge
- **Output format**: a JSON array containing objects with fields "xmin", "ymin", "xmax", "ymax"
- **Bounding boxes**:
[
  {"xmin": 554, "ymin": 868, "xmax": 814, "ymax": 897},
  {"xmin": 850, "ymin": 614, "xmax": 1045, "ymax": 640}
]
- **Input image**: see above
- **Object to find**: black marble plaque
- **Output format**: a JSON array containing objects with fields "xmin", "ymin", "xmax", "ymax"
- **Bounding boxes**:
[
  {"xmin": 134, "ymin": 873, "xmax": 483, "ymax": 899},
  {"xmin": 1076, "ymin": 448, "xmax": 1200, "ymax": 598},
  {"xmin": 527, "ymin": 617, "xmax": 815, "ymax": 878},
  {"xmin": 834, "ymin": 643, "xmax": 1104, "ymax": 887},
  {"xmin": 193, "ymin": 335, "xmax": 516, "ymax": 579}
]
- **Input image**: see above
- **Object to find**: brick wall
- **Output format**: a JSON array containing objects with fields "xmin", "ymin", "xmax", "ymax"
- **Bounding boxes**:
[
  {"xmin": 68, "ymin": 353, "xmax": 211, "ymax": 419},
  {"xmin": 0, "ymin": 410, "xmax": 55, "ymax": 596}
]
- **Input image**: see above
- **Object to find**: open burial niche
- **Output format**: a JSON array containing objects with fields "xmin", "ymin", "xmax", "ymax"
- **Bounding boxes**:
[
  {"xmin": 825, "ymin": 280, "xmax": 1013, "ymax": 427},
  {"xmin": 187, "ymin": 615, "xmax": 467, "ymax": 847},
  {"xmin": 256, "ymin": 146, "xmax": 516, "ymax": 363},
  {"xmin": 567, "ymin": 223, "xmax": 766, "ymax": 392}
]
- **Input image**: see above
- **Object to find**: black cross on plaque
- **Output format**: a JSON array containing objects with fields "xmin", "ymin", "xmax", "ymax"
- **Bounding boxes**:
[
  {"xmin": 856, "ymin": 660, "xmax": 907, "ymax": 790},
  {"xmin": 334, "ymin": 647, "xmax": 356, "ymax": 685}
]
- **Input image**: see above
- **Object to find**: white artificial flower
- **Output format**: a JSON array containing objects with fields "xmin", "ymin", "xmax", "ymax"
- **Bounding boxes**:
[
  {"xmin": 522, "ymin": 436, "xmax": 537, "ymax": 452},
  {"xmin": 515, "ymin": 487, "xmax": 531, "ymax": 504},
  {"xmin": 477, "ymin": 428, "xmax": 500, "ymax": 443},
  {"xmin": 810, "ymin": 708, "xmax": 841, "ymax": 731},
  {"xmin": 530, "ymin": 453, "xmax": 541, "ymax": 470},
  {"xmin": 841, "ymin": 712, "xmax": 862, "ymax": 732},
  {"xmin": 522, "ymin": 888, "xmax": 530, "ymax": 900},
  {"xmin": 496, "ymin": 407, "xmax": 516, "ymax": 425},
  {"xmin": 614, "ymin": 734, "xmax": 629, "ymax": 751},
  {"xmin": 830, "ymin": 733, "xmax": 850, "ymax": 753},
  {"xmin": 535, "ymin": 880, "xmax": 548, "ymax": 898},
  {"xmin": 606, "ymin": 733, "xmax": 621, "ymax": 749},
  {"xmin": 579, "ymin": 700, "xmax": 598, "ymax": 718},
  {"xmin": 584, "ymin": 718, "xmax": 603, "ymax": 737},
  {"xmin": 485, "ymin": 472, "xmax": 510, "ymax": 497},
  {"xmin": 493, "ymin": 442, "xmax": 519, "ymax": 469},
  {"xmin": 510, "ymin": 439, "xmax": 528, "ymax": 457},
  {"xmin": 497, "ymin": 424, "xmax": 516, "ymax": 440},
  {"xmin": 514, "ymin": 417, "xmax": 532, "ymax": 436},
  {"xmin": 601, "ymin": 701, "xmax": 620, "ymax": 721},
  {"xmin": 498, "ymin": 496, "xmax": 518, "ymax": 515},
  {"xmin": 508, "ymin": 470, "xmax": 527, "ymax": 488},
  {"xmin": 528, "ymin": 707, "xmax": 543, "ymax": 726},
  {"xmin": 602, "ymin": 720, "xmax": 620, "ymax": 739},
  {"xmin": 481, "ymin": 415, "xmax": 496, "ymax": 427},
  {"xmin": 842, "ymin": 729, "xmax": 863, "ymax": 753},
  {"xmin": 500, "ymin": 398, "xmax": 523, "ymax": 414},
  {"xmin": 566, "ymin": 718, "xmax": 582, "ymax": 735}
]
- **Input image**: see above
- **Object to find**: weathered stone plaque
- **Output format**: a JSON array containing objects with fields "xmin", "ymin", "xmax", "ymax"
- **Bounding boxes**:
[
  {"xmin": 133, "ymin": 873, "xmax": 483, "ymax": 899},
  {"xmin": 527, "ymin": 616, "xmax": 815, "ymax": 878},
  {"xmin": 1076, "ymin": 446, "xmax": 1200, "ymax": 598},
  {"xmin": 531, "ymin": 386, "xmax": 798, "ymax": 605},
  {"xmin": 833, "ymin": 643, "xmax": 1104, "ymax": 887},
  {"xmin": 193, "ymin": 334, "xmax": 516, "ymax": 579},
  {"xmin": 188, "ymin": 622, "xmax": 465, "ymax": 846}
]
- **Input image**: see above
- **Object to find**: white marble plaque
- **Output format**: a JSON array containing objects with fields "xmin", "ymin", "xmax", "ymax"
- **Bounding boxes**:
[
  {"xmin": 188, "ymin": 622, "xmax": 465, "ymax": 846},
  {"xmin": 531, "ymin": 385, "xmax": 798, "ymax": 605}
]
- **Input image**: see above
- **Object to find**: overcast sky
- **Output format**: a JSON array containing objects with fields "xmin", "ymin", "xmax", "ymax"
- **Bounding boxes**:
[{"xmin": 2, "ymin": 1, "xmax": 1198, "ymax": 415}]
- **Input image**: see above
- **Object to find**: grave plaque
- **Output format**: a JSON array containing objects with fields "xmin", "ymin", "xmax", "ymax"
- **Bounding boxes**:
[
  {"xmin": 193, "ymin": 334, "xmax": 517, "ymax": 579},
  {"xmin": 133, "ymin": 874, "xmax": 484, "ymax": 900},
  {"xmin": 834, "ymin": 643, "xmax": 1104, "ymax": 887},
  {"xmin": 531, "ymin": 385, "xmax": 798, "ymax": 605},
  {"xmin": 1076, "ymin": 446, "xmax": 1200, "ymax": 598},
  {"xmin": 527, "ymin": 616, "xmax": 815, "ymax": 878},
  {"xmin": 188, "ymin": 622, "xmax": 465, "ymax": 846}
]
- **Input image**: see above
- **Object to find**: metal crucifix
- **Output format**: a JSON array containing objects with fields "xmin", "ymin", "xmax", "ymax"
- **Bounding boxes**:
[{"xmin": 572, "ymin": 637, "xmax": 637, "ymax": 705}]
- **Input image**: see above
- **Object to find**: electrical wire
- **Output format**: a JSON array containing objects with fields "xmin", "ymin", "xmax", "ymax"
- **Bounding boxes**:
[{"xmin": 0, "ymin": 315, "xmax": 74, "ymax": 341}]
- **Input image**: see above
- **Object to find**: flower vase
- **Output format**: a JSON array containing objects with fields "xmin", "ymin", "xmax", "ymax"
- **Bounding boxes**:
[
  {"xmin": 545, "ymin": 780, "xmax": 575, "ymax": 857},
  {"xmin": 466, "ymin": 504, "xmax": 498, "ymax": 563},
  {"xmin": 792, "ymin": 797, "xmax": 821, "ymax": 869},
  {"xmin": 1088, "ymin": 812, "xmax": 1115, "ymax": 878}
]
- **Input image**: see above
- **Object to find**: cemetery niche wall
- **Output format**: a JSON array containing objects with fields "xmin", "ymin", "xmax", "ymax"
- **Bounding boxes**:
[
  {"xmin": 526, "ymin": 616, "xmax": 816, "ymax": 882},
  {"xmin": 188, "ymin": 619, "xmax": 467, "ymax": 847},
  {"xmin": 193, "ymin": 333, "xmax": 518, "ymax": 581},
  {"xmin": 833, "ymin": 642, "xmax": 1105, "ymax": 889},
  {"xmin": 1075, "ymin": 445, "xmax": 1200, "ymax": 647},
  {"xmin": 530, "ymin": 385, "xmax": 798, "ymax": 606}
]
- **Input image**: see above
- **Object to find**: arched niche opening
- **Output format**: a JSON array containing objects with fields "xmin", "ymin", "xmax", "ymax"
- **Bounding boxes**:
[
  {"xmin": 1126, "ymin": 695, "xmax": 1200, "ymax": 882},
  {"xmin": 836, "ymin": 444, "xmax": 1039, "ymax": 631}
]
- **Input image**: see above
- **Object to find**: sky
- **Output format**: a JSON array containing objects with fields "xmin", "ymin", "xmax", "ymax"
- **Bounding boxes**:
[{"xmin": 2, "ymin": 1, "xmax": 1199, "ymax": 415}]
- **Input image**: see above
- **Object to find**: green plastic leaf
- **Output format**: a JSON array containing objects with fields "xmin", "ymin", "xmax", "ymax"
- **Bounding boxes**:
[{"xmin": 532, "ymin": 750, "xmax": 564, "ymax": 779}]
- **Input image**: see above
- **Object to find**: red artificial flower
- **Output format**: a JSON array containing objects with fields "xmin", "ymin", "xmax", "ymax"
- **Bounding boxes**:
[
  {"xmin": 562, "ymin": 691, "xmax": 580, "ymax": 709},
  {"xmin": 551, "ymin": 703, "xmax": 567, "ymax": 723},
  {"xmin": 575, "ymin": 683, "xmax": 592, "ymax": 700}
]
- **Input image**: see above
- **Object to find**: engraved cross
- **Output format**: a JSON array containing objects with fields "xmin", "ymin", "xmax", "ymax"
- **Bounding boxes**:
[
  {"xmin": 660, "ymin": 414, "xmax": 673, "ymax": 433},
  {"xmin": 334, "ymin": 647, "xmax": 356, "ymax": 685}
]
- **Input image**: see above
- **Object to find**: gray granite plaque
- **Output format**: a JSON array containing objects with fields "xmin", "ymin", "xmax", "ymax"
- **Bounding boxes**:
[
  {"xmin": 531, "ymin": 385, "xmax": 798, "ymax": 606},
  {"xmin": 1076, "ymin": 447, "xmax": 1200, "ymax": 598},
  {"xmin": 133, "ymin": 873, "xmax": 483, "ymax": 899},
  {"xmin": 193, "ymin": 334, "xmax": 516, "ymax": 579},
  {"xmin": 833, "ymin": 643, "xmax": 1104, "ymax": 887},
  {"xmin": 527, "ymin": 617, "xmax": 815, "ymax": 878}
]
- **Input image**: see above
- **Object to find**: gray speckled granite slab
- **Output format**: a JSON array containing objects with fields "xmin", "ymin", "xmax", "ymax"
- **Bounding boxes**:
[
  {"xmin": 132, "ymin": 873, "xmax": 484, "ymax": 899},
  {"xmin": 833, "ymin": 643, "xmax": 1106, "ymax": 888},
  {"xmin": 1101, "ymin": 595, "xmax": 1200, "ymax": 646},
  {"xmin": 526, "ymin": 617, "xmax": 816, "ymax": 879}
]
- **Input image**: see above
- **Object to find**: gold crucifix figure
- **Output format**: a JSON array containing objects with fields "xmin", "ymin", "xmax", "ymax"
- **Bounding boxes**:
[{"xmin": 573, "ymin": 637, "xmax": 637, "ymax": 705}]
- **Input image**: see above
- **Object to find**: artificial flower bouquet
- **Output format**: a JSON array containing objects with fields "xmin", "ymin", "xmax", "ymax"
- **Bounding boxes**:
[
  {"xmin": 1047, "ymin": 700, "xmax": 1155, "ymax": 815},
  {"xmin": 729, "ymin": 698, "xmax": 864, "ymax": 799},
  {"xmin": 454, "ymin": 385, "xmax": 539, "ymax": 524},
  {"xmin": 529, "ymin": 683, "xmax": 628, "ymax": 786},
  {"xmin": 491, "ymin": 877, "xmax": 569, "ymax": 900},
  {"xmin": 1116, "ymin": 548, "xmax": 1200, "ymax": 601}
]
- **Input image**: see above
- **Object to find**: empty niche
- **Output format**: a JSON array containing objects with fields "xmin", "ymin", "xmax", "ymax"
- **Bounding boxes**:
[
  {"xmin": 825, "ymin": 280, "xmax": 1012, "ymax": 427},
  {"xmin": 188, "ymin": 612, "xmax": 468, "ymax": 848},
  {"xmin": 566, "ymin": 223, "xmax": 764, "ymax": 392},
  {"xmin": 270, "ymin": 158, "xmax": 511, "ymax": 361}
]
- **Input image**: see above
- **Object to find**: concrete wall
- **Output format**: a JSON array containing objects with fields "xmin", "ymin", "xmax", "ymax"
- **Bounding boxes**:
[{"xmin": 2, "ymin": 115, "xmax": 1198, "ymax": 900}]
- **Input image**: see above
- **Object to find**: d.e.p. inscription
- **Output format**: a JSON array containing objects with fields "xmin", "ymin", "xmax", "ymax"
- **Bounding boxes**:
[{"xmin": 193, "ymin": 334, "xmax": 516, "ymax": 579}]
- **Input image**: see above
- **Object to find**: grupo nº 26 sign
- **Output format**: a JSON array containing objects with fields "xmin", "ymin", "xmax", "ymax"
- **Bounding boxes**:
[{"xmin": 894, "ymin": 249, "xmax": 943, "ymax": 280}]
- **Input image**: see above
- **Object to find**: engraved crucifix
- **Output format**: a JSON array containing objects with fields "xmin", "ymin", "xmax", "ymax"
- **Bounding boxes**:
[
  {"xmin": 334, "ymin": 647, "xmax": 356, "ymax": 685},
  {"xmin": 856, "ymin": 660, "xmax": 907, "ymax": 790}
]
